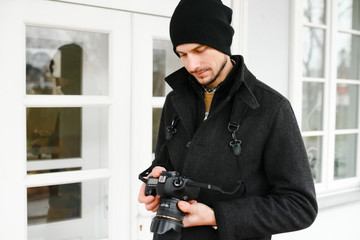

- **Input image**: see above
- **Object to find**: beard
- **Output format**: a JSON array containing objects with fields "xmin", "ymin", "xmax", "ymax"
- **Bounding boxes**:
[{"xmin": 192, "ymin": 55, "xmax": 228, "ymax": 88}]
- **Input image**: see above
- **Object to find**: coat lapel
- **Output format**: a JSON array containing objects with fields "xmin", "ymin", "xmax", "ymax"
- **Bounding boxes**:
[{"xmin": 165, "ymin": 67, "xmax": 199, "ymax": 138}]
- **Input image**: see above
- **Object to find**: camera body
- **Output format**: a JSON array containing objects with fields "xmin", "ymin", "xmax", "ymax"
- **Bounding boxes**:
[
  {"xmin": 144, "ymin": 171, "xmax": 200, "ymax": 240},
  {"xmin": 145, "ymin": 171, "xmax": 199, "ymax": 200}
]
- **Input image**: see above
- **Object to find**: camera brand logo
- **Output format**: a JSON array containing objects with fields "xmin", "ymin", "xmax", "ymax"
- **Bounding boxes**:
[
  {"xmin": 159, "ymin": 175, "xmax": 167, "ymax": 183},
  {"xmin": 160, "ymin": 203, "xmax": 170, "ymax": 208}
]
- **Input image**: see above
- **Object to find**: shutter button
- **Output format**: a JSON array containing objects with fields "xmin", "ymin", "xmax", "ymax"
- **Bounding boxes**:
[{"xmin": 186, "ymin": 141, "xmax": 191, "ymax": 148}]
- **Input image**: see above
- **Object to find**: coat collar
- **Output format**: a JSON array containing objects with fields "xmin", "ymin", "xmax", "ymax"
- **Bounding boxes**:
[{"xmin": 165, "ymin": 55, "xmax": 259, "ymax": 110}]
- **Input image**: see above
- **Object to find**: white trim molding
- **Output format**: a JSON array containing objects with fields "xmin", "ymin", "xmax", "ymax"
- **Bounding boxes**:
[{"xmin": 231, "ymin": 0, "xmax": 248, "ymax": 57}]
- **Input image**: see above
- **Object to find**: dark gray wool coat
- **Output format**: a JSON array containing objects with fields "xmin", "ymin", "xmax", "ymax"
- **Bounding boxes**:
[{"xmin": 148, "ymin": 55, "xmax": 318, "ymax": 240}]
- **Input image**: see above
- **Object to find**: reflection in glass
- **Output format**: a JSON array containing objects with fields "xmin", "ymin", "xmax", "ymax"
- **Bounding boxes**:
[
  {"xmin": 27, "ymin": 107, "xmax": 109, "ymax": 172},
  {"xmin": 152, "ymin": 108, "xmax": 162, "ymax": 153},
  {"xmin": 27, "ymin": 108, "xmax": 81, "ymax": 160},
  {"xmin": 302, "ymin": 82, "xmax": 324, "ymax": 131},
  {"xmin": 303, "ymin": 0, "xmax": 326, "ymax": 24},
  {"xmin": 153, "ymin": 39, "xmax": 182, "ymax": 97},
  {"xmin": 303, "ymin": 27, "xmax": 326, "ymax": 78},
  {"xmin": 27, "ymin": 179, "xmax": 108, "ymax": 239},
  {"xmin": 334, "ymin": 134, "xmax": 357, "ymax": 180},
  {"xmin": 303, "ymin": 136, "xmax": 322, "ymax": 183},
  {"xmin": 338, "ymin": 0, "xmax": 360, "ymax": 31},
  {"xmin": 26, "ymin": 26, "xmax": 109, "ymax": 95},
  {"xmin": 337, "ymin": 33, "xmax": 360, "ymax": 80},
  {"xmin": 28, "ymin": 183, "xmax": 81, "ymax": 225},
  {"xmin": 336, "ymin": 84, "xmax": 358, "ymax": 129}
]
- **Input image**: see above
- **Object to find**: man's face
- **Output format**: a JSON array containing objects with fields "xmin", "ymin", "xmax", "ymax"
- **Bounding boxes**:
[{"xmin": 176, "ymin": 43, "xmax": 229, "ymax": 88}]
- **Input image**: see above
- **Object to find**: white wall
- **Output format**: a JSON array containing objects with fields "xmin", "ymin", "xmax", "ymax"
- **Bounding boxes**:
[
  {"xmin": 274, "ymin": 201, "xmax": 360, "ymax": 240},
  {"xmin": 246, "ymin": 0, "xmax": 290, "ymax": 97}
]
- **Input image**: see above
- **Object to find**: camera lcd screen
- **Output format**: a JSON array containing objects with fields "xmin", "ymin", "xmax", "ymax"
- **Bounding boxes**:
[{"xmin": 148, "ymin": 178, "xmax": 158, "ymax": 185}]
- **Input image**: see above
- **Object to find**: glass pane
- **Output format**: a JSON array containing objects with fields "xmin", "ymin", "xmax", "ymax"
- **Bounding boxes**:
[
  {"xmin": 303, "ymin": 0, "xmax": 326, "ymax": 24},
  {"xmin": 28, "ymin": 183, "xmax": 81, "ymax": 225},
  {"xmin": 303, "ymin": 27, "xmax": 326, "ymax": 78},
  {"xmin": 338, "ymin": 0, "xmax": 360, "ymax": 31},
  {"xmin": 303, "ymin": 136, "xmax": 322, "ymax": 183},
  {"xmin": 302, "ymin": 82, "xmax": 324, "ymax": 131},
  {"xmin": 336, "ymin": 84, "xmax": 359, "ymax": 129},
  {"xmin": 27, "ymin": 107, "xmax": 108, "ymax": 172},
  {"xmin": 337, "ymin": 33, "xmax": 360, "ymax": 80},
  {"xmin": 153, "ymin": 39, "xmax": 182, "ymax": 97},
  {"xmin": 26, "ymin": 26, "xmax": 109, "ymax": 95},
  {"xmin": 334, "ymin": 134, "xmax": 357, "ymax": 180},
  {"xmin": 28, "ymin": 179, "xmax": 108, "ymax": 239},
  {"xmin": 152, "ymin": 108, "xmax": 162, "ymax": 153}
]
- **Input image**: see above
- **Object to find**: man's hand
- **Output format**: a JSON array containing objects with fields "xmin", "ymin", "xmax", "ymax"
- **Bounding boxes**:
[
  {"xmin": 138, "ymin": 166, "xmax": 166, "ymax": 212},
  {"xmin": 177, "ymin": 200, "xmax": 217, "ymax": 228}
]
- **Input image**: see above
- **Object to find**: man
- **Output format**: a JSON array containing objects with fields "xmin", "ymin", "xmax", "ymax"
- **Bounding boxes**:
[{"xmin": 138, "ymin": 0, "xmax": 317, "ymax": 239}]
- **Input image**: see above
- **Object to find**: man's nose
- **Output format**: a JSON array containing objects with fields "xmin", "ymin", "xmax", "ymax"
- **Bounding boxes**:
[{"xmin": 186, "ymin": 54, "xmax": 201, "ymax": 73}]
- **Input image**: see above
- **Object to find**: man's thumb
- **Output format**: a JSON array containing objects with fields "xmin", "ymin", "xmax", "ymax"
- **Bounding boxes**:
[{"xmin": 177, "ymin": 201, "xmax": 191, "ymax": 213}]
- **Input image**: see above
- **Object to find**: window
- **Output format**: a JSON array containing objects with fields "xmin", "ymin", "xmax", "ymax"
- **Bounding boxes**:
[
  {"xmin": 292, "ymin": 0, "xmax": 360, "ymax": 200},
  {"xmin": 25, "ymin": 25, "xmax": 110, "ymax": 240}
]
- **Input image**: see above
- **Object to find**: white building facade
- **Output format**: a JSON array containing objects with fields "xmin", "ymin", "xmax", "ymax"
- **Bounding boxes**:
[{"xmin": 0, "ymin": 0, "xmax": 359, "ymax": 239}]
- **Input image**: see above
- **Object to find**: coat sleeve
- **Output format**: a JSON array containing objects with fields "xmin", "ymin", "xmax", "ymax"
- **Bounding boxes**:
[{"xmin": 213, "ymin": 100, "xmax": 318, "ymax": 239}]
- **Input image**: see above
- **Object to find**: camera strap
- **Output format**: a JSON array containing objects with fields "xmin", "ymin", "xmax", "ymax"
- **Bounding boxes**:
[
  {"xmin": 165, "ymin": 115, "xmax": 179, "ymax": 141},
  {"xmin": 228, "ymin": 75, "xmax": 257, "ymax": 156},
  {"xmin": 187, "ymin": 180, "xmax": 243, "ymax": 195},
  {"xmin": 225, "ymin": 72, "xmax": 257, "ymax": 195},
  {"xmin": 138, "ymin": 114, "xmax": 180, "ymax": 183},
  {"xmin": 139, "ymin": 169, "xmax": 151, "ymax": 183},
  {"xmin": 140, "ymin": 169, "xmax": 243, "ymax": 196}
]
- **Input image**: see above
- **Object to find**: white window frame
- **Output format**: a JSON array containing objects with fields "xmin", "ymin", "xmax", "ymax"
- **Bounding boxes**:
[
  {"xmin": 0, "ymin": 0, "xmax": 132, "ymax": 239},
  {"xmin": 290, "ymin": 0, "xmax": 360, "ymax": 208}
]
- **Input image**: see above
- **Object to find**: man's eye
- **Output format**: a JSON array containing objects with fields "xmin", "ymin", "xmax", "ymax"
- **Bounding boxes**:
[{"xmin": 196, "ymin": 47, "xmax": 206, "ymax": 53}]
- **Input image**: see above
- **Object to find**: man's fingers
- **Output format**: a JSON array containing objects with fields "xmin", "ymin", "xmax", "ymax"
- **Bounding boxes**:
[
  {"xmin": 145, "ymin": 196, "xmax": 161, "ymax": 212},
  {"xmin": 138, "ymin": 183, "xmax": 147, "ymax": 202},
  {"xmin": 138, "ymin": 166, "xmax": 166, "ymax": 212},
  {"xmin": 138, "ymin": 183, "xmax": 156, "ymax": 203},
  {"xmin": 151, "ymin": 166, "xmax": 166, "ymax": 178},
  {"xmin": 177, "ymin": 200, "xmax": 192, "ymax": 213}
]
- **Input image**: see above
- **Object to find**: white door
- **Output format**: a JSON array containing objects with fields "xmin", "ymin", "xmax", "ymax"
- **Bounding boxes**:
[
  {"xmin": 131, "ymin": 13, "xmax": 183, "ymax": 240},
  {"xmin": 0, "ymin": 0, "xmax": 132, "ymax": 239}
]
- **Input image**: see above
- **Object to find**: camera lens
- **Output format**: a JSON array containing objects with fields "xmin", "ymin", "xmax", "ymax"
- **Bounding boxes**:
[{"xmin": 150, "ymin": 198, "xmax": 184, "ymax": 240}]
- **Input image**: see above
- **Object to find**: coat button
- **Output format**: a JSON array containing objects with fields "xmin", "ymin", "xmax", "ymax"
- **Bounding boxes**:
[{"xmin": 186, "ymin": 141, "xmax": 191, "ymax": 148}]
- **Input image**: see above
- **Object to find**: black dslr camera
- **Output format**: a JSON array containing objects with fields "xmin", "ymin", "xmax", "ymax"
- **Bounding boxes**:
[
  {"xmin": 139, "ymin": 170, "xmax": 242, "ymax": 240},
  {"xmin": 144, "ymin": 171, "xmax": 200, "ymax": 240}
]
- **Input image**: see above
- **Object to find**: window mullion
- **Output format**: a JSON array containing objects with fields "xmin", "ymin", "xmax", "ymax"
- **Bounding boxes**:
[
  {"xmin": 338, "ymin": 28, "xmax": 360, "ymax": 36},
  {"xmin": 303, "ymin": 22, "xmax": 328, "ymax": 30},
  {"xmin": 25, "ymin": 169, "xmax": 111, "ymax": 188},
  {"xmin": 23, "ymin": 95, "xmax": 112, "ymax": 107}
]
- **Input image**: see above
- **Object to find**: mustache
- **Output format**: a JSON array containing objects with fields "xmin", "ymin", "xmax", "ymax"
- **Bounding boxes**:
[{"xmin": 190, "ymin": 67, "xmax": 210, "ymax": 75}]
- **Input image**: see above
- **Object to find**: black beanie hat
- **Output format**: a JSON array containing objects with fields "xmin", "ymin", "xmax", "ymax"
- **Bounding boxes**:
[{"xmin": 170, "ymin": 0, "xmax": 234, "ymax": 56}]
